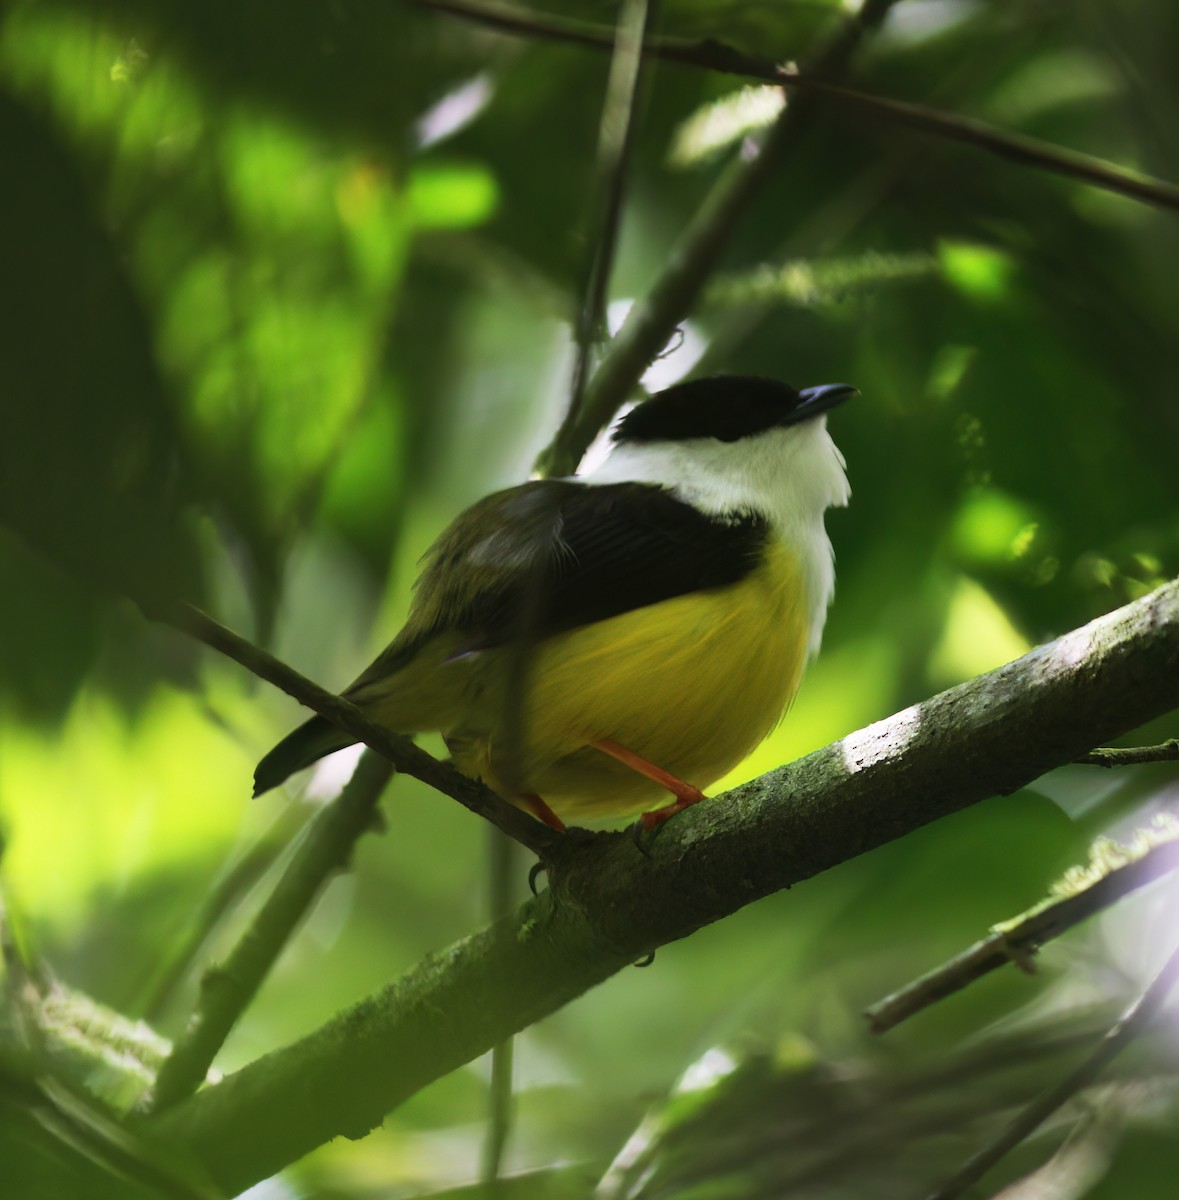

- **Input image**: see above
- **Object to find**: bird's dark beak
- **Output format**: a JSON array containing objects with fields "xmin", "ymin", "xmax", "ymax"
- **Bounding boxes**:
[{"xmin": 792, "ymin": 382, "xmax": 858, "ymax": 422}]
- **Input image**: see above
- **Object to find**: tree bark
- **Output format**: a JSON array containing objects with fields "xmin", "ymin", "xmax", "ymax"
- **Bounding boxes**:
[{"xmin": 144, "ymin": 577, "xmax": 1179, "ymax": 1194}]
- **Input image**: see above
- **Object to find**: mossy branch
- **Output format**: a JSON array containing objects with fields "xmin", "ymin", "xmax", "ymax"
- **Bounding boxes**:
[
  {"xmin": 865, "ymin": 821, "xmax": 1179, "ymax": 1033},
  {"xmin": 141, "ymin": 578, "xmax": 1179, "ymax": 1195}
]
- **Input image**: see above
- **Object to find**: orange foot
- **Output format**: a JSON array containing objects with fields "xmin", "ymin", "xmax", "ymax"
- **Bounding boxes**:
[
  {"xmin": 521, "ymin": 792, "xmax": 566, "ymax": 832},
  {"xmin": 591, "ymin": 738, "xmax": 707, "ymax": 832}
]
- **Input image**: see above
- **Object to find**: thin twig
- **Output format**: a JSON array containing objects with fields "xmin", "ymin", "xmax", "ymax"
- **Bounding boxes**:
[
  {"xmin": 865, "ymin": 835, "xmax": 1179, "ymax": 1034},
  {"xmin": 147, "ymin": 751, "xmax": 394, "ymax": 1111},
  {"xmin": 1077, "ymin": 738, "xmax": 1179, "ymax": 767},
  {"xmin": 780, "ymin": 73, "xmax": 1179, "ymax": 216},
  {"xmin": 566, "ymin": 0, "xmax": 657, "ymax": 427},
  {"xmin": 164, "ymin": 602, "xmax": 559, "ymax": 856},
  {"xmin": 411, "ymin": 0, "xmax": 816, "ymax": 76},
  {"xmin": 926, "ymin": 937, "xmax": 1179, "ymax": 1200},
  {"xmin": 418, "ymin": 0, "xmax": 1179, "ymax": 220},
  {"xmin": 535, "ymin": 0, "xmax": 905, "ymax": 475}
]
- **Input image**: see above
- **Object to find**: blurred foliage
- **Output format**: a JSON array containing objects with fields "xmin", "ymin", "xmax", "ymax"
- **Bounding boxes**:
[
  {"xmin": 591, "ymin": 1011, "xmax": 1179, "ymax": 1200},
  {"xmin": 1, "ymin": 0, "xmax": 1179, "ymax": 1197}
]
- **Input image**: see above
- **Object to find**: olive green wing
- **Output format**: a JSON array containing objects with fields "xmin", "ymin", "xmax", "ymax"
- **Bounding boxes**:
[{"xmin": 254, "ymin": 478, "xmax": 768, "ymax": 796}]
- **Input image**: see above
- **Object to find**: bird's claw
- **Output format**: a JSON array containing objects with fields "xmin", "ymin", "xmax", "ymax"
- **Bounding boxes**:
[
  {"xmin": 630, "ymin": 816, "xmax": 661, "ymax": 857},
  {"xmin": 528, "ymin": 861, "xmax": 548, "ymax": 895}
]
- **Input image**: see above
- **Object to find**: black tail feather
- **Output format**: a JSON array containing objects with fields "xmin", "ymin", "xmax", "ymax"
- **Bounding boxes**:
[{"xmin": 253, "ymin": 716, "xmax": 354, "ymax": 797}]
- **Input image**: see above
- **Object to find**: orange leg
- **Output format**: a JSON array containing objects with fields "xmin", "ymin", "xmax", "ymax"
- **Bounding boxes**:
[
  {"xmin": 591, "ymin": 738, "xmax": 707, "ymax": 831},
  {"xmin": 521, "ymin": 792, "xmax": 566, "ymax": 832}
]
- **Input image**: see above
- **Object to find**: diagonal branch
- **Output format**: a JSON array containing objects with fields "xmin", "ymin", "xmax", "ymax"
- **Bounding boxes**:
[
  {"xmin": 145, "ymin": 752, "xmax": 395, "ymax": 1113},
  {"xmin": 865, "ymin": 828, "xmax": 1179, "ymax": 1034},
  {"xmin": 411, "ymin": 0, "xmax": 830, "ymax": 74},
  {"xmin": 780, "ymin": 74, "xmax": 1179, "ymax": 215},
  {"xmin": 926, "ymin": 935, "xmax": 1179, "ymax": 1200},
  {"xmin": 143, "ymin": 578, "xmax": 1179, "ymax": 1195},
  {"xmin": 419, "ymin": 0, "xmax": 1179, "ymax": 222},
  {"xmin": 165, "ymin": 603, "xmax": 559, "ymax": 857}
]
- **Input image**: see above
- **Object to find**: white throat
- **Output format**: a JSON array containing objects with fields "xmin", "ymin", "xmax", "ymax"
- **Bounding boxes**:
[{"xmin": 582, "ymin": 420, "xmax": 850, "ymax": 656}]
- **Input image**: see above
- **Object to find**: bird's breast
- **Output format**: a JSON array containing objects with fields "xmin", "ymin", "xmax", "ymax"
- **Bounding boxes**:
[{"xmin": 456, "ymin": 539, "xmax": 811, "ymax": 820}]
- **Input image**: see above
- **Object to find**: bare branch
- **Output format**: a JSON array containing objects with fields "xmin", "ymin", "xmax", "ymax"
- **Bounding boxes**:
[
  {"xmin": 780, "ymin": 73, "xmax": 1179, "ymax": 216},
  {"xmin": 165, "ymin": 602, "xmax": 559, "ymax": 857},
  {"xmin": 419, "ymin": 0, "xmax": 1179, "ymax": 223},
  {"xmin": 926, "ymin": 936, "xmax": 1179, "ymax": 1200},
  {"xmin": 565, "ymin": 0, "xmax": 657, "ymax": 428},
  {"xmin": 142, "ymin": 578, "xmax": 1179, "ymax": 1194},
  {"xmin": 865, "ymin": 829, "xmax": 1179, "ymax": 1034},
  {"xmin": 411, "ymin": 0, "xmax": 831, "ymax": 76},
  {"xmin": 534, "ymin": 0, "xmax": 905, "ymax": 476}
]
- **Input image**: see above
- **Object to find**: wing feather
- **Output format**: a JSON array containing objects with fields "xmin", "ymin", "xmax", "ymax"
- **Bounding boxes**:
[{"xmin": 347, "ymin": 480, "xmax": 769, "ymax": 694}]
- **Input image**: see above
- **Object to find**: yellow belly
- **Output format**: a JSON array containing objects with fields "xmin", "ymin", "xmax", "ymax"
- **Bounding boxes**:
[{"xmin": 447, "ymin": 540, "xmax": 810, "ymax": 821}]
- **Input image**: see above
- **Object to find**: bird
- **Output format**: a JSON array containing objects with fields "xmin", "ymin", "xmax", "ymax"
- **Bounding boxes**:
[{"xmin": 253, "ymin": 374, "xmax": 855, "ymax": 833}]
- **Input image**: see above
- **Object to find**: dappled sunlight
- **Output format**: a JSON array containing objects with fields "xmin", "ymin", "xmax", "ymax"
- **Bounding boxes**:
[
  {"xmin": 415, "ymin": 72, "xmax": 494, "ymax": 149},
  {"xmin": 719, "ymin": 636, "xmax": 899, "ymax": 789},
  {"xmin": 669, "ymin": 84, "xmax": 786, "ymax": 168},
  {"xmin": 950, "ymin": 487, "xmax": 1041, "ymax": 567},
  {"xmin": 2, "ymin": 3, "xmax": 421, "ymax": 540},
  {"xmin": 928, "ymin": 576, "xmax": 1031, "ymax": 686},
  {"xmin": 838, "ymin": 702, "xmax": 925, "ymax": 774},
  {"xmin": 406, "ymin": 161, "xmax": 500, "ymax": 230},
  {"xmin": 0, "ymin": 686, "xmax": 264, "ymax": 927},
  {"xmin": 676, "ymin": 1045, "xmax": 739, "ymax": 1093},
  {"xmin": 1039, "ymin": 619, "xmax": 1100, "ymax": 672},
  {"xmin": 938, "ymin": 239, "xmax": 1015, "ymax": 303},
  {"xmin": 306, "ymin": 744, "xmax": 364, "ymax": 801}
]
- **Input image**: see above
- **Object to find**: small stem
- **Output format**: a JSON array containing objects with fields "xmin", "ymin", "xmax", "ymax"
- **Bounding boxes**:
[
  {"xmin": 781, "ymin": 72, "xmax": 1179, "ymax": 216},
  {"xmin": 865, "ymin": 836, "xmax": 1179, "ymax": 1034},
  {"xmin": 926, "ymin": 937, "xmax": 1179, "ymax": 1200},
  {"xmin": 1076, "ymin": 738, "xmax": 1179, "ymax": 767},
  {"xmin": 147, "ymin": 752, "xmax": 395, "ymax": 1112}
]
